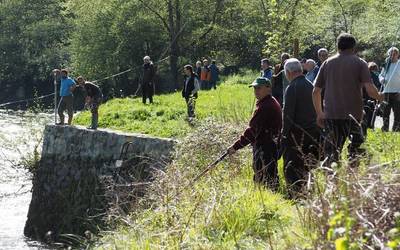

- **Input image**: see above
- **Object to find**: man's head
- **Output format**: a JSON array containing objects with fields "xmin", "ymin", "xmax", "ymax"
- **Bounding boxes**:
[
  {"xmin": 183, "ymin": 65, "xmax": 193, "ymax": 76},
  {"xmin": 77, "ymin": 76, "xmax": 85, "ymax": 86},
  {"xmin": 387, "ymin": 47, "xmax": 399, "ymax": 62},
  {"xmin": 281, "ymin": 53, "xmax": 290, "ymax": 63},
  {"xmin": 196, "ymin": 61, "xmax": 202, "ymax": 68},
  {"xmin": 368, "ymin": 62, "xmax": 379, "ymax": 73},
  {"xmin": 61, "ymin": 69, "xmax": 68, "ymax": 79},
  {"xmin": 143, "ymin": 56, "xmax": 151, "ymax": 64},
  {"xmin": 249, "ymin": 77, "xmax": 272, "ymax": 100},
  {"xmin": 317, "ymin": 48, "xmax": 329, "ymax": 63},
  {"xmin": 337, "ymin": 33, "xmax": 356, "ymax": 52},
  {"xmin": 305, "ymin": 59, "xmax": 317, "ymax": 72},
  {"xmin": 203, "ymin": 59, "xmax": 209, "ymax": 66},
  {"xmin": 284, "ymin": 58, "xmax": 303, "ymax": 82},
  {"xmin": 211, "ymin": 60, "xmax": 216, "ymax": 65},
  {"xmin": 261, "ymin": 58, "xmax": 270, "ymax": 70}
]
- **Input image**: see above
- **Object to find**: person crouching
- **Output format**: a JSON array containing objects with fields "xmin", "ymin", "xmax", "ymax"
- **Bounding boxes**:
[
  {"xmin": 77, "ymin": 76, "xmax": 103, "ymax": 130},
  {"xmin": 227, "ymin": 77, "xmax": 282, "ymax": 191}
]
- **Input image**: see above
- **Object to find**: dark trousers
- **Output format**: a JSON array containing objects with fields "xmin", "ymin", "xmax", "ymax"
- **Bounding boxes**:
[
  {"xmin": 201, "ymin": 80, "xmax": 209, "ymax": 90},
  {"xmin": 57, "ymin": 95, "xmax": 74, "ymax": 124},
  {"xmin": 185, "ymin": 97, "xmax": 196, "ymax": 118},
  {"xmin": 283, "ymin": 128, "xmax": 320, "ymax": 196},
  {"xmin": 209, "ymin": 80, "xmax": 217, "ymax": 90},
  {"xmin": 323, "ymin": 119, "xmax": 365, "ymax": 165},
  {"xmin": 252, "ymin": 142, "xmax": 279, "ymax": 191},
  {"xmin": 363, "ymin": 100, "xmax": 375, "ymax": 129},
  {"xmin": 142, "ymin": 82, "xmax": 154, "ymax": 104},
  {"xmin": 382, "ymin": 93, "xmax": 400, "ymax": 132},
  {"xmin": 89, "ymin": 97, "xmax": 102, "ymax": 129}
]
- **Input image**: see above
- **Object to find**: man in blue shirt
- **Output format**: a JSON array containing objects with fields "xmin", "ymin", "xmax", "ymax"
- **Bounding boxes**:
[
  {"xmin": 57, "ymin": 69, "xmax": 76, "ymax": 125},
  {"xmin": 261, "ymin": 58, "xmax": 273, "ymax": 79}
]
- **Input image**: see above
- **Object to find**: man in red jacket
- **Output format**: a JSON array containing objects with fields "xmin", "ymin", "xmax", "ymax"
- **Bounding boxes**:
[{"xmin": 228, "ymin": 77, "xmax": 282, "ymax": 191}]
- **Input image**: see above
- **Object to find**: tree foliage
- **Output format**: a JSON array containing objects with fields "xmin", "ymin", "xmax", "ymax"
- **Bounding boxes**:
[{"xmin": 1, "ymin": 0, "xmax": 400, "ymax": 102}]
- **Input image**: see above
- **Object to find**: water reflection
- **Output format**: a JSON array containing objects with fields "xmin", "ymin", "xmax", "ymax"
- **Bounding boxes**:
[{"xmin": 0, "ymin": 110, "xmax": 51, "ymax": 250}]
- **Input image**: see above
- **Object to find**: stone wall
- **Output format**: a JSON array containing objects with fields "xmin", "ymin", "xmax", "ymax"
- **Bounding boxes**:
[{"xmin": 24, "ymin": 125, "xmax": 176, "ymax": 243}]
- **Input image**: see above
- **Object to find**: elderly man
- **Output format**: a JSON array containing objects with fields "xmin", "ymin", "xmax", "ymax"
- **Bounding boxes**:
[
  {"xmin": 317, "ymin": 48, "xmax": 329, "ymax": 67},
  {"xmin": 142, "ymin": 56, "xmax": 155, "ymax": 104},
  {"xmin": 304, "ymin": 59, "xmax": 319, "ymax": 83},
  {"xmin": 228, "ymin": 77, "xmax": 282, "ymax": 191},
  {"xmin": 282, "ymin": 58, "xmax": 320, "ymax": 197},
  {"xmin": 313, "ymin": 33, "xmax": 384, "ymax": 165},
  {"xmin": 379, "ymin": 47, "xmax": 400, "ymax": 132}
]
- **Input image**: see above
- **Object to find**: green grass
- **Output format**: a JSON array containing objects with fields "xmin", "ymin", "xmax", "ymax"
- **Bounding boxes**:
[
  {"xmin": 74, "ymin": 77, "xmax": 256, "ymax": 138},
  {"xmin": 75, "ymin": 73, "xmax": 400, "ymax": 249}
]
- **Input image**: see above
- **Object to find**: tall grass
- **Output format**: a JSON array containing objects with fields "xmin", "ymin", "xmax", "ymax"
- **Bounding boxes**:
[
  {"xmin": 97, "ymin": 120, "xmax": 305, "ymax": 250},
  {"xmin": 74, "ymin": 73, "xmax": 400, "ymax": 249}
]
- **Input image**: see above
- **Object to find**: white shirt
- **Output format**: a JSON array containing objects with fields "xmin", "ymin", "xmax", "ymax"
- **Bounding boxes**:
[{"xmin": 379, "ymin": 61, "xmax": 400, "ymax": 93}]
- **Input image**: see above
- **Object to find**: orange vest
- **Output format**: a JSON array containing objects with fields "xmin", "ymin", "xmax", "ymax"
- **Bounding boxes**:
[{"xmin": 200, "ymin": 66, "xmax": 211, "ymax": 81}]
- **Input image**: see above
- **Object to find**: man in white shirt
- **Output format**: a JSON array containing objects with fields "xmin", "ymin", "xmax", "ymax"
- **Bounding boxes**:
[{"xmin": 379, "ymin": 47, "xmax": 400, "ymax": 132}]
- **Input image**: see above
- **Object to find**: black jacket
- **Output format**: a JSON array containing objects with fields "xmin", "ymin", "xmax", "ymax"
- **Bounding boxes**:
[
  {"xmin": 143, "ymin": 63, "xmax": 155, "ymax": 83},
  {"xmin": 182, "ymin": 75, "xmax": 198, "ymax": 99},
  {"xmin": 282, "ymin": 75, "xmax": 317, "ymax": 138}
]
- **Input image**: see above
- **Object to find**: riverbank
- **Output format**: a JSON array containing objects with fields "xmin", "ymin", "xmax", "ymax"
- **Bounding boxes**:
[{"xmin": 74, "ymin": 73, "xmax": 400, "ymax": 249}]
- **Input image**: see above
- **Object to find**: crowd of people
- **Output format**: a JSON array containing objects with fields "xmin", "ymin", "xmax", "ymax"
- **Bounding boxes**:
[
  {"xmin": 53, "ymin": 32, "xmax": 400, "ymax": 198},
  {"xmin": 227, "ymin": 33, "xmax": 400, "ymax": 198}
]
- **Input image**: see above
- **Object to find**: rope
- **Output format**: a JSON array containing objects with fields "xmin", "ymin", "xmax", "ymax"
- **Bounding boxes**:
[{"xmin": 0, "ymin": 93, "xmax": 55, "ymax": 108}]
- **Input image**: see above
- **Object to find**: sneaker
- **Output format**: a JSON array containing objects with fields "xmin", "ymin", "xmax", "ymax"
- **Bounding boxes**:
[
  {"xmin": 56, "ymin": 122, "xmax": 65, "ymax": 125},
  {"xmin": 86, "ymin": 126, "xmax": 97, "ymax": 130}
]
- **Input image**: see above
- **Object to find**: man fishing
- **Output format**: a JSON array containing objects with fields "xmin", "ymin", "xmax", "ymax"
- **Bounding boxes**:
[{"xmin": 227, "ymin": 77, "xmax": 282, "ymax": 191}]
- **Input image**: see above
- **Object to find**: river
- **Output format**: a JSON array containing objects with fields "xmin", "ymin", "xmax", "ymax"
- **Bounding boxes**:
[{"xmin": 0, "ymin": 110, "xmax": 52, "ymax": 250}]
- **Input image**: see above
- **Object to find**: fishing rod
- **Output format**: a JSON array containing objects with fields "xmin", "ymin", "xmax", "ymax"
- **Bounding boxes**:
[{"xmin": 171, "ymin": 151, "xmax": 229, "ymax": 199}]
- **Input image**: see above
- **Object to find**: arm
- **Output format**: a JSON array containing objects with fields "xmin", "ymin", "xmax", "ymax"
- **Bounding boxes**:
[
  {"xmin": 312, "ymin": 87, "xmax": 325, "ymax": 128},
  {"xmin": 364, "ymin": 82, "xmax": 384, "ymax": 101},
  {"xmin": 192, "ymin": 77, "xmax": 200, "ymax": 95},
  {"xmin": 230, "ymin": 107, "xmax": 263, "ymax": 151},
  {"xmin": 282, "ymin": 86, "xmax": 296, "ymax": 138},
  {"xmin": 70, "ymin": 80, "xmax": 77, "ymax": 92}
]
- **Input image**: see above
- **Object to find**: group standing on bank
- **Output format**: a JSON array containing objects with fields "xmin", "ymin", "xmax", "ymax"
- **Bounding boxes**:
[{"xmin": 53, "ymin": 32, "xmax": 400, "ymax": 197}]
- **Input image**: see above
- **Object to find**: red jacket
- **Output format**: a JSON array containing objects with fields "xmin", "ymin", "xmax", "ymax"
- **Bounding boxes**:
[{"xmin": 233, "ymin": 95, "xmax": 282, "ymax": 150}]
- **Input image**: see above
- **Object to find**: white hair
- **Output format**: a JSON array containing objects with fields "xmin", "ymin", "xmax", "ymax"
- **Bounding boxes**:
[
  {"xmin": 387, "ymin": 47, "xmax": 399, "ymax": 56},
  {"xmin": 143, "ymin": 56, "xmax": 151, "ymax": 61},
  {"xmin": 306, "ymin": 59, "xmax": 316, "ymax": 66},
  {"xmin": 284, "ymin": 58, "xmax": 303, "ymax": 73},
  {"xmin": 318, "ymin": 48, "xmax": 328, "ymax": 56}
]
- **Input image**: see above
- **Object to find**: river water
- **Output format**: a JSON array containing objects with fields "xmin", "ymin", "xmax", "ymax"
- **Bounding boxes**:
[{"xmin": 0, "ymin": 110, "xmax": 52, "ymax": 250}]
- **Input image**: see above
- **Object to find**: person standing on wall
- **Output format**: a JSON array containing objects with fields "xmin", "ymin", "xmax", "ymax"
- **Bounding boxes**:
[
  {"xmin": 55, "ymin": 69, "xmax": 76, "ymax": 125},
  {"xmin": 77, "ymin": 76, "xmax": 103, "ymax": 130}
]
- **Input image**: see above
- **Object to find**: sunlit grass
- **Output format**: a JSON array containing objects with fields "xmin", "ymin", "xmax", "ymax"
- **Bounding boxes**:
[{"xmin": 74, "ymin": 73, "xmax": 400, "ymax": 249}]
